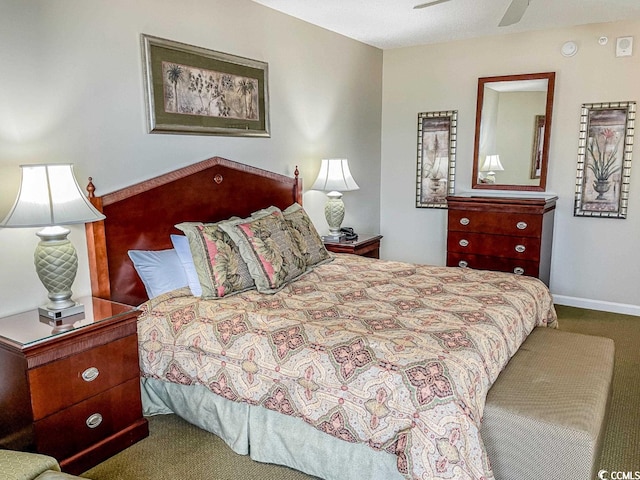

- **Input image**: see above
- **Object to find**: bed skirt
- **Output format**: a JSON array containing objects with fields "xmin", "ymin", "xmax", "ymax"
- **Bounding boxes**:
[{"xmin": 141, "ymin": 377, "xmax": 403, "ymax": 480}]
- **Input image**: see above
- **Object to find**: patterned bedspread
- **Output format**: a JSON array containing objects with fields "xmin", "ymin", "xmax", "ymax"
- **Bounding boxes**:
[{"xmin": 138, "ymin": 254, "xmax": 557, "ymax": 480}]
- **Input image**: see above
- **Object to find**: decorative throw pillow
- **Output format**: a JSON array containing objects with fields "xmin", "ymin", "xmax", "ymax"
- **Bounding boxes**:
[
  {"xmin": 283, "ymin": 203, "xmax": 332, "ymax": 267},
  {"xmin": 170, "ymin": 234, "xmax": 203, "ymax": 297},
  {"xmin": 128, "ymin": 249, "xmax": 188, "ymax": 299},
  {"xmin": 175, "ymin": 221, "xmax": 254, "ymax": 299},
  {"xmin": 220, "ymin": 209, "xmax": 308, "ymax": 294}
]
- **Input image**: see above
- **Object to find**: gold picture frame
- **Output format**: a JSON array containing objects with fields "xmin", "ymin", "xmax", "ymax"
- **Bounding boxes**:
[
  {"xmin": 141, "ymin": 34, "xmax": 270, "ymax": 137},
  {"xmin": 530, "ymin": 115, "xmax": 545, "ymax": 179},
  {"xmin": 416, "ymin": 110, "xmax": 457, "ymax": 208},
  {"xmin": 574, "ymin": 101, "xmax": 635, "ymax": 219}
]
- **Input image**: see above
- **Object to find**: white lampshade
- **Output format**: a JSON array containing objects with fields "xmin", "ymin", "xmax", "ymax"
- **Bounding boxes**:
[
  {"xmin": 311, "ymin": 159, "xmax": 360, "ymax": 192},
  {"xmin": 0, "ymin": 164, "xmax": 105, "ymax": 228},
  {"xmin": 480, "ymin": 154, "xmax": 505, "ymax": 173}
]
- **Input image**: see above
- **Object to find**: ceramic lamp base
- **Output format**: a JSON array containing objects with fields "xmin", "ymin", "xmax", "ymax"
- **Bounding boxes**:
[
  {"xmin": 324, "ymin": 191, "xmax": 345, "ymax": 235},
  {"xmin": 35, "ymin": 226, "xmax": 79, "ymax": 313}
]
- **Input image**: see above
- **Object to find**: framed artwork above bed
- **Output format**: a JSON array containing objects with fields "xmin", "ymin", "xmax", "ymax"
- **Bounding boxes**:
[{"xmin": 141, "ymin": 34, "xmax": 270, "ymax": 137}]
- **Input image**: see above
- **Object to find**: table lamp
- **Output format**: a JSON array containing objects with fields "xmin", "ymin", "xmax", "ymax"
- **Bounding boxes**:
[
  {"xmin": 480, "ymin": 154, "xmax": 504, "ymax": 183},
  {"xmin": 311, "ymin": 158, "xmax": 359, "ymax": 241},
  {"xmin": 0, "ymin": 164, "xmax": 106, "ymax": 319}
]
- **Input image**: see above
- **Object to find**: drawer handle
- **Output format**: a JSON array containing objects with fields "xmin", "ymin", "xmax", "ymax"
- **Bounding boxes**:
[
  {"xmin": 515, "ymin": 245, "xmax": 526, "ymax": 253},
  {"xmin": 86, "ymin": 413, "xmax": 103, "ymax": 429},
  {"xmin": 459, "ymin": 217, "xmax": 470, "ymax": 226},
  {"xmin": 81, "ymin": 367, "xmax": 100, "ymax": 382},
  {"xmin": 458, "ymin": 260, "xmax": 468, "ymax": 268},
  {"xmin": 458, "ymin": 239, "xmax": 469, "ymax": 247},
  {"xmin": 516, "ymin": 221, "xmax": 528, "ymax": 230},
  {"xmin": 513, "ymin": 267, "xmax": 525, "ymax": 275}
]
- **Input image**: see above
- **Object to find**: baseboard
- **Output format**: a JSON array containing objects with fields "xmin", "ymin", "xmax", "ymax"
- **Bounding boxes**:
[{"xmin": 553, "ymin": 294, "xmax": 640, "ymax": 317}]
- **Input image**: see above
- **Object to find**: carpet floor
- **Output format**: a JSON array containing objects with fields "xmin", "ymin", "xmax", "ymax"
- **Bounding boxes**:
[{"xmin": 84, "ymin": 305, "xmax": 639, "ymax": 479}]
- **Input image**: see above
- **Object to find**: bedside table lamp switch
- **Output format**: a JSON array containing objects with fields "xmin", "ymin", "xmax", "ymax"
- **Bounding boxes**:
[
  {"xmin": 0, "ymin": 164, "xmax": 105, "ymax": 318},
  {"xmin": 311, "ymin": 158, "xmax": 360, "ymax": 241}
]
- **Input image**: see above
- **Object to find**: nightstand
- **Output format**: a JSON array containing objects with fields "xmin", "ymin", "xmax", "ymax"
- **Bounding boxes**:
[
  {"xmin": 323, "ymin": 233, "xmax": 383, "ymax": 259},
  {"xmin": 0, "ymin": 297, "xmax": 149, "ymax": 475}
]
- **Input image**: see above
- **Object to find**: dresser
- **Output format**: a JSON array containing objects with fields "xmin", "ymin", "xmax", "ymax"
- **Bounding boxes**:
[
  {"xmin": 0, "ymin": 297, "xmax": 148, "ymax": 475},
  {"xmin": 446, "ymin": 195, "xmax": 557, "ymax": 285},
  {"xmin": 323, "ymin": 233, "xmax": 383, "ymax": 259}
]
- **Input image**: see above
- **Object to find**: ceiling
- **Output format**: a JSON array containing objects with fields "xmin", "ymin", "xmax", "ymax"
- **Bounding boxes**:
[{"xmin": 251, "ymin": 0, "xmax": 640, "ymax": 49}]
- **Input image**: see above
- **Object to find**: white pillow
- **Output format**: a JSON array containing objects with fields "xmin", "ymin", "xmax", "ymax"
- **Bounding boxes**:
[
  {"xmin": 170, "ymin": 234, "xmax": 203, "ymax": 297},
  {"xmin": 128, "ymin": 249, "xmax": 188, "ymax": 299}
]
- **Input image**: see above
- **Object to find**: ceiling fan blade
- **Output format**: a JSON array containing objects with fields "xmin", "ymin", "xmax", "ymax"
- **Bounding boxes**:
[
  {"xmin": 413, "ymin": 0, "xmax": 452, "ymax": 9},
  {"xmin": 498, "ymin": 0, "xmax": 530, "ymax": 26}
]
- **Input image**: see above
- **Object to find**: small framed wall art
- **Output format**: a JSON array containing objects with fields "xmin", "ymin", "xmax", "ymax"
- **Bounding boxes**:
[
  {"xmin": 574, "ymin": 101, "xmax": 635, "ymax": 219},
  {"xmin": 141, "ymin": 34, "xmax": 270, "ymax": 137},
  {"xmin": 416, "ymin": 110, "xmax": 457, "ymax": 208}
]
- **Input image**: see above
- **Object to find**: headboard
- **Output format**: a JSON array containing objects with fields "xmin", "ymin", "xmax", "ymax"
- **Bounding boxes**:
[{"xmin": 85, "ymin": 156, "xmax": 302, "ymax": 306}]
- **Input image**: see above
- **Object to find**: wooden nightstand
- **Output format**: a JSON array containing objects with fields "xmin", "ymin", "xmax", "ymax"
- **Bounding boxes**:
[
  {"xmin": 0, "ymin": 297, "xmax": 149, "ymax": 475},
  {"xmin": 323, "ymin": 233, "xmax": 383, "ymax": 259}
]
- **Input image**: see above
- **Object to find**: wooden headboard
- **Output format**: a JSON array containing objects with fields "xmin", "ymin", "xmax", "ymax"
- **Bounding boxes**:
[{"xmin": 85, "ymin": 156, "xmax": 302, "ymax": 306}]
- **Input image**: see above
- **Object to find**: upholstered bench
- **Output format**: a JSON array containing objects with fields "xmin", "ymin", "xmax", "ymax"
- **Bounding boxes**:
[
  {"xmin": 0, "ymin": 449, "xmax": 88, "ymax": 480},
  {"xmin": 481, "ymin": 327, "xmax": 615, "ymax": 480}
]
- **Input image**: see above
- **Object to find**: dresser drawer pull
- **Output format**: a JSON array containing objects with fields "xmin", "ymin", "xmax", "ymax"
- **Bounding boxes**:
[
  {"xmin": 86, "ymin": 413, "xmax": 103, "ymax": 429},
  {"xmin": 513, "ymin": 267, "xmax": 525, "ymax": 275},
  {"xmin": 458, "ymin": 239, "xmax": 469, "ymax": 247},
  {"xmin": 516, "ymin": 221, "xmax": 528, "ymax": 230},
  {"xmin": 458, "ymin": 260, "xmax": 468, "ymax": 268},
  {"xmin": 81, "ymin": 367, "xmax": 100, "ymax": 382},
  {"xmin": 515, "ymin": 245, "xmax": 526, "ymax": 253},
  {"xmin": 459, "ymin": 217, "xmax": 470, "ymax": 226}
]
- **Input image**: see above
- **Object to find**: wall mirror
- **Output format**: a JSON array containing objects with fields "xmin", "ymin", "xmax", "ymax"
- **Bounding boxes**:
[{"xmin": 472, "ymin": 72, "xmax": 555, "ymax": 191}]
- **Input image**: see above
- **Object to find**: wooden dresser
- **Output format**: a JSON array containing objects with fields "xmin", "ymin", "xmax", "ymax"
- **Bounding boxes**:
[
  {"xmin": 446, "ymin": 195, "xmax": 557, "ymax": 285},
  {"xmin": 0, "ymin": 297, "xmax": 148, "ymax": 474}
]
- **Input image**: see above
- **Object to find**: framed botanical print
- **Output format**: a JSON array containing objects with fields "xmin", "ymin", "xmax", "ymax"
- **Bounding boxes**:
[
  {"xmin": 416, "ymin": 110, "xmax": 457, "ymax": 208},
  {"xmin": 142, "ymin": 34, "xmax": 270, "ymax": 137},
  {"xmin": 574, "ymin": 101, "xmax": 635, "ymax": 218}
]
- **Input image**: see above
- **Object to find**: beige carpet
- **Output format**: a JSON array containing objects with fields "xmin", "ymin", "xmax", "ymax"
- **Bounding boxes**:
[{"xmin": 84, "ymin": 305, "xmax": 639, "ymax": 479}]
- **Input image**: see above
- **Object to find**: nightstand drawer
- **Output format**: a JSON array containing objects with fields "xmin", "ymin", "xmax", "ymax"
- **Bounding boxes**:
[
  {"xmin": 447, "ymin": 232, "xmax": 541, "ymax": 261},
  {"xmin": 29, "ymin": 335, "xmax": 140, "ymax": 420},
  {"xmin": 34, "ymin": 377, "xmax": 142, "ymax": 461}
]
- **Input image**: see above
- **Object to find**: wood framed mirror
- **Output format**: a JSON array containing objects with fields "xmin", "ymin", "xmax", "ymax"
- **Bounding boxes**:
[{"xmin": 472, "ymin": 72, "xmax": 555, "ymax": 191}]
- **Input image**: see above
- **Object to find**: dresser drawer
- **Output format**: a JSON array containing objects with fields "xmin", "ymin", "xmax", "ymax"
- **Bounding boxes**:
[
  {"xmin": 448, "ymin": 210, "xmax": 543, "ymax": 237},
  {"xmin": 447, "ymin": 232, "xmax": 541, "ymax": 262},
  {"xmin": 28, "ymin": 335, "xmax": 140, "ymax": 420},
  {"xmin": 34, "ymin": 377, "xmax": 142, "ymax": 461},
  {"xmin": 447, "ymin": 252, "xmax": 540, "ymax": 278}
]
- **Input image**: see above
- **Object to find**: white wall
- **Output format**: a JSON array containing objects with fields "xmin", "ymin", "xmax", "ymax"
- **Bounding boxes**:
[
  {"xmin": 381, "ymin": 20, "xmax": 640, "ymax": 315},
  {"xmin": 0, "ymin": 0, "xmax": 383, "ymax": 316}
]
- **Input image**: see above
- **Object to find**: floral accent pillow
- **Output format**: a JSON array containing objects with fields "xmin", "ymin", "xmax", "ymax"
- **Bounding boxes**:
[
  {"xmin": 220, "ymin": 209, "xmax": 308, "ymax": 294},
  {"xmin": 283, "ymin": 203, "xmax": 332, "ymax": 267},
  {"xmin": 175, "ymin": 221, "xmax": 255, "ymax": 299}
]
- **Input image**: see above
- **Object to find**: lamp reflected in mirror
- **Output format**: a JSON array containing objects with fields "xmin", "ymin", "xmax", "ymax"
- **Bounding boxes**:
[{"xmin": 479, "ymin": 154, "xmax": 504, "ymax": 184}]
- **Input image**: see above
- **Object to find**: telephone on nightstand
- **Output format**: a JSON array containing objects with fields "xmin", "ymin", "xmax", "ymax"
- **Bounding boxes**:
[{"xmin": 340, "ymin": 227, "xmax": 358, "ymax": 241}]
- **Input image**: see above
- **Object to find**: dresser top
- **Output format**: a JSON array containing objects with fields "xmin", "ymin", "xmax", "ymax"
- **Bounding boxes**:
[
  {"xmin": 0, "ymin": 297, "xmax": 137, "ymax": 348},
  {"xmin": 447, "ymin": 195, "xmax": 557, "ymax": 213}
]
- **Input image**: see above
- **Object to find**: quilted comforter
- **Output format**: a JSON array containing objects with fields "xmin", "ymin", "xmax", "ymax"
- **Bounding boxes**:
[{"xmin": 138, "ymin": 254, "xmax": 557, "ymax": 480}]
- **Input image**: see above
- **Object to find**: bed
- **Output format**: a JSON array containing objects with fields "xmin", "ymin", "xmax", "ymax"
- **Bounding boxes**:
[{"xmin": 85, "ymin": 156, "xmax": 557, "ymax": 480}]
